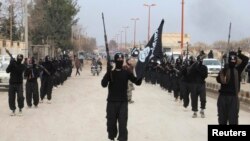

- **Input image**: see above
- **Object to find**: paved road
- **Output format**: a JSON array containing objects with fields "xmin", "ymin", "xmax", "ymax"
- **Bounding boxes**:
[{"xmin": 0, "ymin": 67, "xmax": 249, "ymax": 141}]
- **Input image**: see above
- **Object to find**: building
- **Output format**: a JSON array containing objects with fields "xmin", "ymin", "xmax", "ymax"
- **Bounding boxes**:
[
  {"xmin": 0, "ymin": 39, "xmax": 55, "ymax": 60},
  {"xmin": 162, "ymin": 33, "xmax": 191, "ymax": 53},
  {"xmin": 0, "ymin": 39, "xmax": 26, "ymax": 56}
]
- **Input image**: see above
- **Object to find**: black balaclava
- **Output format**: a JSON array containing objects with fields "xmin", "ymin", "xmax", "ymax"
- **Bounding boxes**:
[
  {"xmin": 45, "ymin": 55, "xmax": 50, "ymax": 62},
  {"xmin": 114, "ymin": 52, "xmax": 124, "ymax": 69},
  {"xmin": 189, "ymin": 56, "xmax": 195, "ymax": 65},
  {"xmin": 197, "ymin": 50, "xmax": 206, "ymax": 64},
  {"xmin": 196, "ymin": 55, "xmax": 203, "ymax": 65},
  {"xmin": 228, "ymin": 51, "xmax": 237, "ymax": 68},
  {"xmin": 17, "ymin": 54, "xmax": 23, "ymax": 64},
  {"xmin": 176, "ymin": 58, "xmax": 181, "ymax": 66},
  {"xmin": 31, "ymin": 57, "xmax": 35, "ymax": 64}
]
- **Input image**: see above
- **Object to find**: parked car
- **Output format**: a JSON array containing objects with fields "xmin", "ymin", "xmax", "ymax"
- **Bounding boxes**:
[
  {"xmin": 164, "ymin": 51, "xmax": 182, "ymax": 63},
  {"xmin": 203, "ymin": 58, "xmax": 222, "ymax": 74},
  {"xmin": 0, "ymin": 55, "xmax": 11, "ymax": 88},
  {"xmin": 0, "ymin": 63, "xmax": 9, "ymax": 88}
]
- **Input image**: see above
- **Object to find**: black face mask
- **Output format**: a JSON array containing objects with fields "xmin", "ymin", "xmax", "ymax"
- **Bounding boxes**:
[
  {"xmin": 115, "ymin": 61, "xmax": 123, "ymax": 69},
  {"xmin": 228, "ymin": 55, "xmax": 237, "ymax": 68},
  {"xmin": 45, "ymin": 56, "xmax": 50, "ymax": 62},
  {"xmin": 17, "ymin": 59, "xmax": 22, "ymax": 64}
]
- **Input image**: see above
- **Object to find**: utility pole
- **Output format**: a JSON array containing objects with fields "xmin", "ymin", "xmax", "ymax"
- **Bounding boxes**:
[
  {"xmin": 24, "ymin": 0, "xmax": 28, "ymax": 57},
  {"xmin": 78, "ymin": 27, "xmax": 82, "ymax": 50},
  {"xmin": 123, "ymin": 26, "xmax": 129, "ymax": 49},
  {"xmin": 9, "ymin": 0, "xmax": 13, "ymax": 42},
  {"xmin": 180, "ymin": 0, "xmax": 184, "ymax": 51}
]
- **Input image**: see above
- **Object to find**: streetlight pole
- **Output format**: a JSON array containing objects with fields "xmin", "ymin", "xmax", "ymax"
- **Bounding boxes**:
[
  {"xmin": 144, "ymin": 3, "xmax": 156, "ymax": 42},
  {"xmin": 78, "ymin": 27, "xmax": 82, "ymax": 50},
  {"xmin": 131, "ymin": 18, "xmax": 139, "ymax": 48},
  {"xmin": 122, "ymin": 26, "xmax": 129, "ymax": 49},
  {"xmin": 120, "ymin": 31, "xmax": 123, "ymax": 49},
  {"xmin": 115, "ymin": 34, "xmax": 120, "ymax": 43},
  {"xmin": 116, "ymin": 34, "xmax": 119, "ymax": 46}
]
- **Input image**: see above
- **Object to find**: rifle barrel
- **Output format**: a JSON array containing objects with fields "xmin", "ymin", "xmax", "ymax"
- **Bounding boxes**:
[{"xmin": 102, "ymin": 13, "xmax": 112, "ymax": 81}]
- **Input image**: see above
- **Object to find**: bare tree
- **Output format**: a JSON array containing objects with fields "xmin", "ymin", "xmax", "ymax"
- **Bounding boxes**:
[{"xmin": 0, "ymin": 0, "xmax": 24, "ymax": 40}]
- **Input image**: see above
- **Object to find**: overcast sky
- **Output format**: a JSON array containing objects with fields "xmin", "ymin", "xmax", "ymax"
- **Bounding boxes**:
[{"xmin": 77, "ymin": 0, "xmax": 250, "ymax": 46}]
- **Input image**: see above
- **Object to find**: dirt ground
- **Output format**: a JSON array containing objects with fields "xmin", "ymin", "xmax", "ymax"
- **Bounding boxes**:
[{"xmin": 0, "ymin": 67, "xmax": 249, "ymax": 141}]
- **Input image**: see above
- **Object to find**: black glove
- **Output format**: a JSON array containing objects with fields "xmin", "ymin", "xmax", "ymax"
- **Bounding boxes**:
[
  {"xmin": 106, "ymin": 71, "xmax": 112, "ymax": 81},
  {"xmin": 136, "ymin": 77, "xmax": 143, "ymax": 85},
  {"xmin": 107, "ymin": 64, "xmax": 112, "ymax": 72}
]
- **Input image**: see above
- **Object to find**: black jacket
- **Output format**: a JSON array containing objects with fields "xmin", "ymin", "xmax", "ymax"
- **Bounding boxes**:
[
  {"xmin": 188, "ymin": 62, "xmax": 208, "ymax": 84},
  {"xmin": 217, "ymin": 53, "xmax": 249, "ymax": 96},
  {"xmin": 41, "ymin": 61, "xmax": 56, "ymax": 77},
  {"xmin": 24, "ymin": 64, "xmax": 40, "ymax": 82},
  {"xmin": 6, "ymin": 60, "xmax": 26, "ymax": 84},
  {"xmin": 101, "ymin": 69, "xmax": 142, "ymax": 102}
]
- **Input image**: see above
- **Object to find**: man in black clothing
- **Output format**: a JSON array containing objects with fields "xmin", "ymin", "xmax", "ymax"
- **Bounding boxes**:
[
  {"xmin": 172, "ymin": 58, "xmax": 182, "ymax": 102},
  {"xmin": 188, "ymin": 54, "xmax": 208, "ymax": 118},
  {"xmin": 6, "ymin": 54, "xmax": 26, "ymax": 116},
  {"xmin": 208, "ymin": 50, "xmax": 214, "ymax": 58},
  {"xmin": 246, "ymin": 63, "xmax": 250, "ymax": 83},
  {"xmin": 40, "ymin": 56, "xmax": 56, "ymax": 103},
  {"xmin": 216, "ymin": 50, "xmax": 249, "ymax": 125},
  {"xmin": 180, "ymin": 57, "xmax": 194, "ymax": 109},
  {"xmin": 24, "ymin": 57, "xmax": 40, "ymax": 108},
  {"xmin": 101, "ymin": 52, "xmax": 142, "ymax": 141}
]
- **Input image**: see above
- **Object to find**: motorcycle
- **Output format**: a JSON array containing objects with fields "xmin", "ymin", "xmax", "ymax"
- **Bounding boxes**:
[{"xmin": 91, "ymin": 64, "xmax": 101, "ymax": 76}]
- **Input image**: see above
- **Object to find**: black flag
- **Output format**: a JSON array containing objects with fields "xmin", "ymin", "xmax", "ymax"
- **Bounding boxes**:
[{"xmin": 135, "ymin": 19, "xmax": 164, "ymax": 79}]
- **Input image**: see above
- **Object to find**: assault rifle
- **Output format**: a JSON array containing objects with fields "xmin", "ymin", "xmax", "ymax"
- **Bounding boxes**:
[
  {"xmin": 38, "ymin": 64, "xmax": 51, "ymax": 76},
  {"xmin": 5, "ymin": 48, "xmax": 15, "ymax": 61},
  {"xmin": 102, "ymin": 13, "xmax": 112, "ymax": 81}
]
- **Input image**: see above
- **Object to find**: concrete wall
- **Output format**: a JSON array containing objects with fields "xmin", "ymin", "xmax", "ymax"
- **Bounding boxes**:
[{"xmin": 162, "ymin": 33, "xmax": 191, "ymax": 53}]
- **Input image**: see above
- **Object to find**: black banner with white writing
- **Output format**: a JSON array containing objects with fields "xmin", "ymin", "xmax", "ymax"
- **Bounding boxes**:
[{"xmin": 208, "ymin": 125, "xmax": 250, "ymax": 140}]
